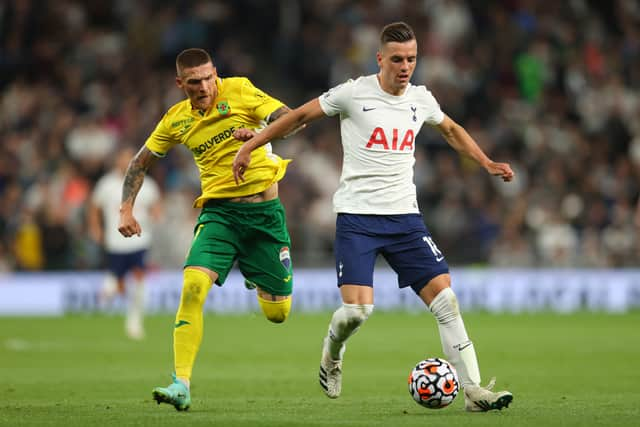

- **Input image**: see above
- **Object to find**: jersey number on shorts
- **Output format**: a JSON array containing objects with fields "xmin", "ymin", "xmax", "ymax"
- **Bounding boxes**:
[{"xmin": 423, "ymin": 236, "xmax": 444, "ymax": 262}]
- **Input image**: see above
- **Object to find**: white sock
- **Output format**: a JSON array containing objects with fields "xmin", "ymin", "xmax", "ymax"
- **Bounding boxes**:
[
  {"xmin": 126, "ymin": 279, "xmax": 145, "ymax": 336},
  {"xmin": 98, "ymin": 274, "xmax": 120, "ymax": 313},
  {"xmin": 327, "ymin": 303, "xmax": 374, "ymax": 359},
  {"xmin": 100, "ymin": 274, "xmax": 118, "ymax": 297},
  {"xmin": 429, "ymin": 287, "xmax": 481, "ymax": 387}
]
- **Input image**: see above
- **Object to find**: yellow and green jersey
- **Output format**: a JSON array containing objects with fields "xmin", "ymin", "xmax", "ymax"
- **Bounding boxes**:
[{"xmin": 145, "ymin": 77, "xmax": 290, "ymax": 207}]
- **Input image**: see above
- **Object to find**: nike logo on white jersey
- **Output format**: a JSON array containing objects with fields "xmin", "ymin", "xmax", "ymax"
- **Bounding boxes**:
[{"xmin": 362, "ymin": 106, "xmax": 376, "ymax": 112}]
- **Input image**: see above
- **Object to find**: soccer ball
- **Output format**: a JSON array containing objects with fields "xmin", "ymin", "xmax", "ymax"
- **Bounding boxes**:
[{"xmin": 408, "ymin": 357, "xmax": 459, "ymax": 409}]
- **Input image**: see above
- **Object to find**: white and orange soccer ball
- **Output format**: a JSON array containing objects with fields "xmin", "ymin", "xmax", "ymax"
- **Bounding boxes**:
[{"xmin": 408, "ymin": 357, "xmax": 459, "ymax": 409}]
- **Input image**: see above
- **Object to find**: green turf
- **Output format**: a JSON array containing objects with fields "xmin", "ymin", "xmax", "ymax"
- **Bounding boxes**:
[{"xmin": 1, "ymin": 311, "xmax": 639, "ymax": 426}]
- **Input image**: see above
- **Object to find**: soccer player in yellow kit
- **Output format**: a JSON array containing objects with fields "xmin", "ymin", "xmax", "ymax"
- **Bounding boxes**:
[{"xmin": 118, "ymin": 48, "xmax": 295, "ymax": 411}]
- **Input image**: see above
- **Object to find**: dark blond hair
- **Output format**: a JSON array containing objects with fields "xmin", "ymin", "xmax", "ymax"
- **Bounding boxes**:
[{"xmin": 176, "ymin": 48, "xmax": 213, "ymax": 75}]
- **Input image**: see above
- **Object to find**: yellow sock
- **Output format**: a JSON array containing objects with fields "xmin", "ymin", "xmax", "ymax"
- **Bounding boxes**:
[
  {"xmin": 257, "ymin": 295, "xmax": 292, "ymax": 323},
  {"xmin": 174, "ymin": 268, "xmax": 212, "ymax": 381}
]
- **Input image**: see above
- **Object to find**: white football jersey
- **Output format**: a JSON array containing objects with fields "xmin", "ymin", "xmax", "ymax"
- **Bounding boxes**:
[
  {"xmin": 318, "ymin": 74, "xmax": 444, "ymax": 214},
  {"xmin": 91, "ymin": 171, "xmax": 160, "ymax": 253}
]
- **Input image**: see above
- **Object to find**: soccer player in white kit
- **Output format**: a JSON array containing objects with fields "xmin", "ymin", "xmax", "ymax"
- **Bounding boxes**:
[
  {"xmin": 232, "ymin": 22, "xmax": 514, "ymax": 412},
  {"xmin": 88, "ymin": 147, "xmax": 161, "ymax": 340}
]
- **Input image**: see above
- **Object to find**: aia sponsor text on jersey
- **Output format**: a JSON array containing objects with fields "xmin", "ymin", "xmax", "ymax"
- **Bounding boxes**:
[{"xmin": 365, "ymin": 127, "xmax": 415, "ymax": 151}]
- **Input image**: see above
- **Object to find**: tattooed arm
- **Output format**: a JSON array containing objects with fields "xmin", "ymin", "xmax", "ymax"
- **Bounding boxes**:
[{"xmin": 118, "ymin": 145, "xmax": 160, "ymax": 237}]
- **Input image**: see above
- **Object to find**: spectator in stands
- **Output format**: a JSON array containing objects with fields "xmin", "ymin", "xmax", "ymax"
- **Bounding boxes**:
[{"xmin": 0, "ymin": 0, "xmax": 638, "ymax": 270}]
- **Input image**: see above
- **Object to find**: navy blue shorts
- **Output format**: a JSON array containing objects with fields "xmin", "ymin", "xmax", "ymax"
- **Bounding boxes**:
[
  {"xmin": 334, "ymin": 213, "xmax": 449, "ymax": 294},
  {"xmin": 106, "ymin": 250, "xmax": 147, "ymax": 279}
]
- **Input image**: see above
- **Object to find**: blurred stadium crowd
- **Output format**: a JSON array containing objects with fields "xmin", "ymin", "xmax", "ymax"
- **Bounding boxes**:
[{"xmin": 1, "ymin": 0, "xmax": 639, "ymax": 271}]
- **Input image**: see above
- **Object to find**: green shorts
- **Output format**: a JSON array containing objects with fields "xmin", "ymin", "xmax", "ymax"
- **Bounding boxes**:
[{"xmin": 185, "ymin": 198, "xmax": 293, "ymax": 296}]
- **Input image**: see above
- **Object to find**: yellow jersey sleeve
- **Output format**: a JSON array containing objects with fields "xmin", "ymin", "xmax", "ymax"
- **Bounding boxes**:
[
  {"xmin": 240, "ymin": 78, "xmax": 286, "ymax": 121},
  {"xmin": 144, "ymin": 112, "xmax": 181, "ymax": 156}
]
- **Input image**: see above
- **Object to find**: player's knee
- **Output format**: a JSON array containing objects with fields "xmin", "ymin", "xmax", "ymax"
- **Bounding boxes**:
[
  {"xmin": 429, "ymin": 287, "xmax": 459, "ymax": 324},
  {"xmin": 342, "ymin": 303, "xmax": 374, "ymax": 328},
  {"xmin": 258, "ymin": 295, "xmax": 292, "ymax": 324},
  {"xmin": 180, "ymin": 268, "xmax": 213, "ymax": 310}
]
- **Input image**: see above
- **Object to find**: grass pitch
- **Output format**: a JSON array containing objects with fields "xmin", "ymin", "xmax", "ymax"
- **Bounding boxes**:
[{"xmin": 1, "ymin": 311, "xmax": 639, "ymax": 426}]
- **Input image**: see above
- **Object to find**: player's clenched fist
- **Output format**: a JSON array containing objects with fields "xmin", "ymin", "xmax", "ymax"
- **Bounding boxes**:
[
  {"xmin": 118, "ymin": 208, "xmax": 141, "ymax": 237},
  {"xmin": 485, "ymin": 162, "xmax": 515, "ymax": 182}
]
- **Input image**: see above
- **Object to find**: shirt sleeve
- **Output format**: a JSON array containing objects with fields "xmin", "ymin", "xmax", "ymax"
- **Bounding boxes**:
[
  {"xmin": 422, "ymin": 88, "xmax": 445, "ymax": 125},
  {"xmin": 318, "ymin": 79, "xmax": 355, "ymax": 117},
  {"xmin": 240, "ymin": 78, "xmax": 285, "ymax": 121},
  {"xmin": 144, "ymin": 114, "xmax": 179, "ymax": 156}
]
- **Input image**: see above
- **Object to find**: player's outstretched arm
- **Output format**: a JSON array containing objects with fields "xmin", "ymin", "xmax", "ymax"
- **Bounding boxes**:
[
  {"xmin": 435, "ymin": 115, "xmax": 514, "ymax": 182},
  {"xmin": 232, "ymin": 99, "xmax": 324, "ymax": 183},
  {"xmin": 118, "ymin": 145, "xmax": 159, "ymax": 237},
  {"xmin": 233, "ymin": 106, "xmax": 305, "ymax": 143}
]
